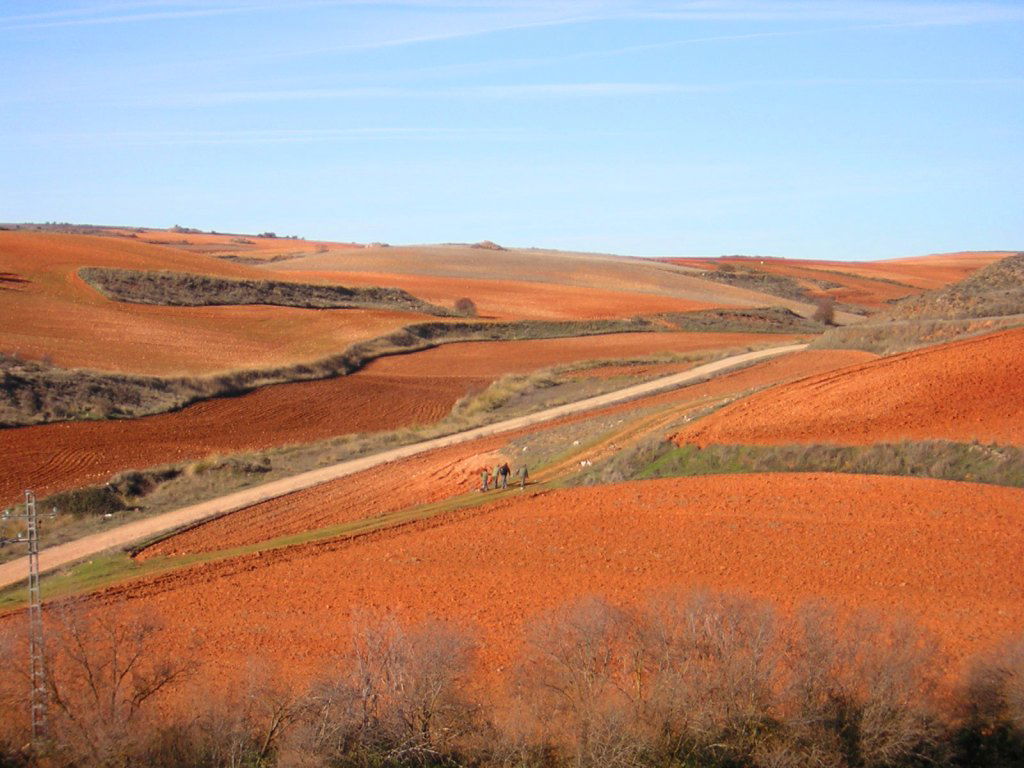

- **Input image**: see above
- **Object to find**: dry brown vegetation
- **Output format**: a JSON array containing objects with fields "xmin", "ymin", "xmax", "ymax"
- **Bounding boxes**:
[
  {"xmin": 699, "ymin": 261, "xmax": 839, "ymax": 303},
  {"xmin": 885, "ymin": 252, "xmax": 1024, "ymax": 320},
  {"xmin": 79, "ymin": 267, "xmax": 452, "ymax": 315},
  {"xmin": 0, "ymin": 309, "xmax": 812, "ymax": 428},
  {"xmin": 814, "ymin": 252, "xmax": 1024, "ymax": 354},
  {"xmin": 0, "ymin": 592, "xmax": 1020, "ymax": 767},
  {"xmin": 0, "ymin": 317, "xmax": 654, "ymax": 427}
]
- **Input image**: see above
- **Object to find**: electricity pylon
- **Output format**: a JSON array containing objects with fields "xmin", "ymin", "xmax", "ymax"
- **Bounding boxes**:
[{"xmin": 1, "ymin": 491, "xmax": 48, "ymax": 744}]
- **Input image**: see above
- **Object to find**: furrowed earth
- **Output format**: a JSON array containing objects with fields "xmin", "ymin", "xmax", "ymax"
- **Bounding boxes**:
[
  {"xmin": 65, "ymin": 474, "xmax": 1024, "ymax": 697},
  {"xmin": 1, "ymin": 232, "xmax": 1021, "ymax": 718},
  {"xmin": 0, "ymin": 331, "xmax": 802, "ymax": 504},
  {"xmin": 676, "ymin": 327, "xmax": 1024, "ymax": 447}
]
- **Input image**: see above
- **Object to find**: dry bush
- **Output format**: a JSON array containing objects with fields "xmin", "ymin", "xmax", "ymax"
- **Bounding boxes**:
[
  {"xmin": 514, "ymin": 596, "xmax": 641, "ymax": 768},
  {"xmin": 812, "ymin": 296, "xmax": 836, "ymax": 325},
  {"xmin": 637, "ymin": 590, "xmax": 780, "ymax": 765},
  {"xmin": 0, "ymin": 591, "xmax": 997, "ymax": 767},
  {"xmin": 781, "ymin": 603, "xmax": 946, "ymax": 768},
  {"xmin": 956, "ymin": 634, "xmax": 1024, "ymax": 766},
  {"xmin": 453, "ymin": 297, "xmax": 478, "ymax": 317},
  {"xmin": 0, "ymin": 623, "xmax": 30, "ymax": 763},
  {"xmin": 44, "ymin": 605, "xmax": 197, "ymax": 767},
  {"xmin": 303, "ymin": 613, "xmax": 479, "ymax": 765}
]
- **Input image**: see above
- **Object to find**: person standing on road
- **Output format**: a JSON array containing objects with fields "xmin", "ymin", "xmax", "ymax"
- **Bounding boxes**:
[
  {"xmin": 480, "ymin": 468, "xmax": 490, "ymax": 492},
  {"xmin": 518, "ymin": 465, "xmax": 529, "ymax": 489},
  {"xmin": 500, "ymin": 462, "xmax": 511, "ymax": 489},
  {"xmin": 493, "ymin": 464, "xmax": 502, "ymax": 489}
]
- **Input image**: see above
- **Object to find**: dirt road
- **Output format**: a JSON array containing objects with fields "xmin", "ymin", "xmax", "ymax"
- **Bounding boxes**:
[{"xmin": 0, "ymin": 344, "xmax": 805, "ymax": 590}]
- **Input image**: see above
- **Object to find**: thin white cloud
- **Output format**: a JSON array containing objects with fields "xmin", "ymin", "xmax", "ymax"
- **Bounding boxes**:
[
  {"xmin": 148, "ymin": 82, "xmax": 712, "ymax": 107},
  {"xmin": 6, "ymin": 124, "xmax": 661, "ymax": 146},
  {"xmin": 4, "ymin": 1, "xmax": 1022, "ymax": 34},
  {"xmin": 144, "ymin": 76, "xmax": 1023, "ymax": 108},
  {"xmin": 9, "ymin": 126, "xmax": 523, "ymax": 145}
]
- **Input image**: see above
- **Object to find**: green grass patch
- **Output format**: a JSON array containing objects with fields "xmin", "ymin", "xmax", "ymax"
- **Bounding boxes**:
[{"xmin": 574, "ymin": 439, "xmax": 1024, "ymax": 489}]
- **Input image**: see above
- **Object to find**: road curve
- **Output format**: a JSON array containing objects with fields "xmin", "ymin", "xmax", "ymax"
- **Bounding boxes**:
[{"xmin": 0, "ymin": 343, "xmax": 806, "ymax": 590}]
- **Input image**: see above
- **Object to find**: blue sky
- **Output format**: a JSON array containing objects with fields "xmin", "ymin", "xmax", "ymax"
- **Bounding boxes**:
[{"xmin": 1, "ymin": 1, "xmax": 1022, "ymax": 259}]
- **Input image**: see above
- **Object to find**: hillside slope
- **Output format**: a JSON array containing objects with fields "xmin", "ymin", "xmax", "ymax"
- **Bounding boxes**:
[{"xmin": 675, "ymin": 327, "xmax": 1024, "ymax": 446}]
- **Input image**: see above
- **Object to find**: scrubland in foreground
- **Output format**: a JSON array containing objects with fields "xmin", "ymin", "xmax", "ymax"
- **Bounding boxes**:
[{"xmin": 1, "ymin": 590, "xmax": 1022, "ymax": 768}]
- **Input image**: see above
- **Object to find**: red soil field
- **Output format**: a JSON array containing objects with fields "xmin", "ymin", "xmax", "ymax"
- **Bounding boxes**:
[
  {"xmin": 271, "ymin": 241, "xmax": 818, "ymax": 320},
  {"xmin": 0, "ymin": 373, "xmax": 487, "ymax": 507},
  {"xmin": 665, "ymin": 251, "xmax": 1012, "ymax": 309},
  {"xmin": 280, "ymin": 269, "xmax": 725, "ymax": 321},
  {"xmin": 138, "ymin": 348, "xmax": 875, "ymax": 560},
  {"xmin": 367, "ymin": 331, "xmax": 803, "ymax": 377},
  {"xmin": 869, "ymin": 251, "xmax": 1016, "ymax": 288},
  {"xmin": 0, "ymin": 332, "xmax": 801, "ymax": 505},
  {"xmin": 676, "ymin": 328, "xmax": 1024, "ymax": 447},
  {"xmin": 112, "ymin": 228, "xmax": 358, "ymax": 257},
  {"xmin": 64, "ymin": 474, "xmax": 1024, "ymax": 692},
  {"xmin": 0, "ymin": 231, "xmax": 428, "ymax": 374}
]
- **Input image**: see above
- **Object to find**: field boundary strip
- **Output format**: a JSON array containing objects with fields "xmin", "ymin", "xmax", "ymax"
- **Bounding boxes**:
[{"xmin": 0, "ymin": 343, "xmax": 805, "ymax": 589}]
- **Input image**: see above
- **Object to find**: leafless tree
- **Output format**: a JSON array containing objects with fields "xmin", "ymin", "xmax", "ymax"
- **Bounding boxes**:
[
  {"xmin": 812, "ymin": 296, "xmax": 836, "ymax": 325},
  {"xmin": 958, "ymin": 633, "xmax": 1024, "ymax": 764},
  {"xmin": 783, "ymin": 602, "xmax": 945, "ymax": 768},
  {"xmin": 454, "ymin": 297, "xmax": 478, "ymax": 317},
  {"xmin": 515, "ymin": 596, "xmax": 644, "ymax": 768},
  {"xmin": 637, "ymin": 589, "xmax": 780, "ymax": 765},
  {"xmin": 302, "ymin": 613, "xmax": 478, "ymax": 765},
  {"xmin": 44, "ymin": 604, "xmax": 196, "ymax": 767}
]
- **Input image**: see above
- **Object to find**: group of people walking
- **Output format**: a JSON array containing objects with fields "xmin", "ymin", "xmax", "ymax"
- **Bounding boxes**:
[{"xmin": 481, "ymin": 462, "xmax": 528, "ymax": 491}]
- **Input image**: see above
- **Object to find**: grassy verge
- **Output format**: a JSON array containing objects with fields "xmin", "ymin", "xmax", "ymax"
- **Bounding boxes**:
[
  {"xmin": 572, "ymin": 439, "xmax": 1024, "ymax": 489},
  {"xmin": 79, "ymin": 266, "xmax": 454, "ymax": 314},
  {"xmin": 810, "ymin": 314, "xmax": 1024, "ymax": 356}
]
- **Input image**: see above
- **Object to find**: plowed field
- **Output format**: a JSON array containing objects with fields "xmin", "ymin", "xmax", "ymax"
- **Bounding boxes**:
[
  {"xmin": 0, "ymin": 231, "xmax": 427, "ymax": 374},
  {"xmin": 366, "ymin": 331, "xmax": 803, "ymax": 377},
  {"xmin": 138, "ymin": 348, "xmax": 874, "ymax": 559},
  {"xmin": 0, "ymin": 332, "xmax": 802, "ymax": 505},
  {"xmin": 74, "ymin": 474, "xmax": 1024, "ymax": 689},
  {"xmin": 271, "ymin": 242, "xmax": 819, "ymax": 319},
  {"xmin": 281, "ymin": 269, "xmax": 726, "ymax": 320},
  {"xmin": 676, "ymin": 328, "xmax": 1024, "ymax": 446},
  {"xmin": 665, "ymin": 251, "xmax": 1011, "ymax": 309},
  {"xmin": 0, "ymin": 373, "xmax": 488, "ymax": 506}
]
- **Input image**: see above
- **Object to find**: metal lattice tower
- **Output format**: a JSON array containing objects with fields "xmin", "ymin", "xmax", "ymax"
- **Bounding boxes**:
[{"xmin": 25, "ymin": 490, "xmax": 48, "ymax": 743}]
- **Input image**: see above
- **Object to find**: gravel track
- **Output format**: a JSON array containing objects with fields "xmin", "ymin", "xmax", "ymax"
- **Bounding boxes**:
[{"xmin": 0, "ymin": 344, "xmax": 804, "ymax": 589}]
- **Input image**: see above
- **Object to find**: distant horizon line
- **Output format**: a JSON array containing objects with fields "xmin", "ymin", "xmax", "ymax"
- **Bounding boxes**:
[{"xmin": 1, "ymin": 221, "xmax": 1017, "ymax": 265}]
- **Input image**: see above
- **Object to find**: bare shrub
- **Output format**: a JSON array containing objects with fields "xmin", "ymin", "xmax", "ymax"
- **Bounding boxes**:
[
  {"xmin": 638, "ymin": 590, "xmax": 780, "ymax": 765},
  {"xmin": 0, "ymin": 623, "xmax": 29, "ymax": 761},
  {"xmin": 44, "ymin": 605, "xmax": 196, "ymax": 766},
  {"xmin": 454, "ymin": 297, "xmax": 478, "ymax": 317},
  {"xmin": 304, "ymin": 613, "xmax": 478, "ymax": 765},
  {"xmin": 957, "ymin": 634, "xmax": 1024, "ymax": 766},
  {"xmin": 812, "ymin": 296, "xmax": 836, "ymax": 325},
  {"xmin": 515, "ymin": 596, "xmax": 642, "ymax": 768},
  {"xmin": 783, "ymin": 602, "xmax": 945, "ymax": 768}
]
